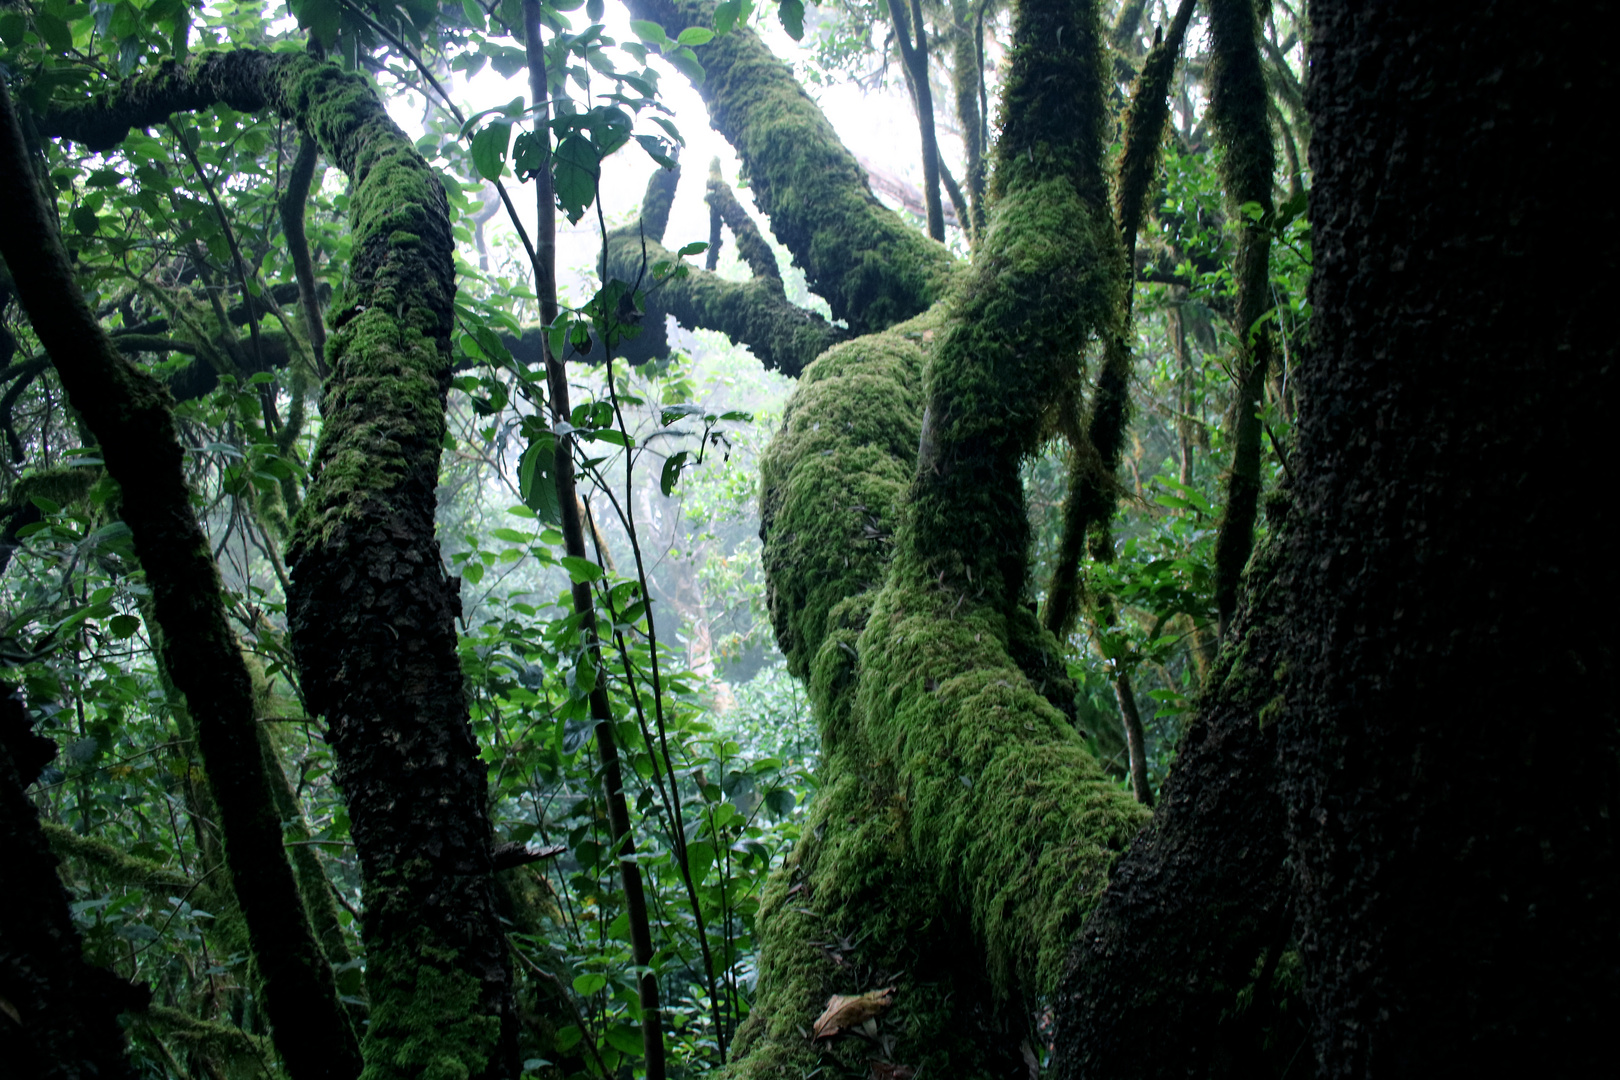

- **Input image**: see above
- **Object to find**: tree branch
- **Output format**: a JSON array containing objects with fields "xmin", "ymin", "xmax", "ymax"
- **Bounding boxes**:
[{"xmin": 621, "ymin": 0, "xmax": 961, "ymax": 332}]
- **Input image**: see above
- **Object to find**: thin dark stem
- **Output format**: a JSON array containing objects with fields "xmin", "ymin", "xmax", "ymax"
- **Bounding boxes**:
[{"xmin": 887, "ymin": 0, "xmax": 946, "ymax": 242}]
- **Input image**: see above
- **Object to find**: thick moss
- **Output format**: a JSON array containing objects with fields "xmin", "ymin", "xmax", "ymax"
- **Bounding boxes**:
[
  {"xmin": 360, "ymin": 937, "xmax": 500, "ymax": 1080},
  {"xmin": 758, "ymin": 310, "xmax": 938, "ymax": 678},
  {"xmin": 744, "ymin": 5, "xmax": 1147, "ymax": 1075}
]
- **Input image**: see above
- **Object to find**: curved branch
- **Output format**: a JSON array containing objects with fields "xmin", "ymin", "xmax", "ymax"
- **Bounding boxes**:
[{"xmin": 705, "ymin": 159, "xmax": 780, "ymax": 288}]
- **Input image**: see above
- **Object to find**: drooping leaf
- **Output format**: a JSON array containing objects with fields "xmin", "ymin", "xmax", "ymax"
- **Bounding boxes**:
[
  {"xmin": 552, "ymin": 133, "xmax": 599, "ymax": 223},
  {"xmin": 777, "ymin": 0, "xmax": 805, "ymax": 40}
]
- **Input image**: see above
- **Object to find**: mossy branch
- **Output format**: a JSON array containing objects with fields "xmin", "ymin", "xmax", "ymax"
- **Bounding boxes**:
[
  {"xmin": 604, "ymin": 171, "xmax": 847, "ymax": 377},
  {"xmin": 622, "ymin": 0, "xmax": 961, "ymax": 333},
  {"xmin": 705, "ymin": 159, "xmax": 781, "ymax": 288},
  {"xmin": 1042, "ymin": 0, "xmax": 1196, "ymax": 639},
  {"xmin": 42, "ymin": 821, "xmax": 194, "ymax": 892},
  {"xmin": 1206, "ymin": 0, "xmax": 1277, "ymax": 638}
]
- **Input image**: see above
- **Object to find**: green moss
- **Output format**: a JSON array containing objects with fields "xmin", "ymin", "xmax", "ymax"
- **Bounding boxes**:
[
  {"xmin": 758, "ymin": 308, "xmax": 942, "ymax": 678},
  {"xmin": 360, "ymin": 938, "xmax": 500, "ymax": 1080},
  {"xmin": 41, "ymin": 821, "xmax": 192, "ymax": 891},
  {"xmin": 626, "ymin": 0, "xmax": 962, "ymax": 333}
]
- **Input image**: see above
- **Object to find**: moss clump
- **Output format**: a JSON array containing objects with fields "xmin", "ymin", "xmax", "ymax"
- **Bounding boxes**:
[
  {"xmin": 758, "ymin": 308, "xmax": 943, "ymax": 679},
  {"xmin": 361, "ymin": 938, "xmax": 501, "ymax": 1080}
]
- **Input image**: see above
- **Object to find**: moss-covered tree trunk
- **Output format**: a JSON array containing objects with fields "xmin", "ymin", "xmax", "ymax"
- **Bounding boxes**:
[
  {"xmin": 736, "ymin": 1, "xmax": 1150, "ymax": 1075},
  {"xmin": 1056, "ymin": 2, "xmax": 1616, "ymax": 1075},
  {"xmin": 10, "ymin": 68, "xmax": 362, "ymax": 1080},
  {"xmin": 38, "ymin": 52, "xmax": 517, "ymax": 1079}
]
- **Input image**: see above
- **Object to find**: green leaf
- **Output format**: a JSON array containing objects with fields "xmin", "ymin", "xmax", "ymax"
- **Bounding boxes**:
[
  {"xmin": 108, "ymin": 614, "xmax": 141, "ymax": 639},
  {"xmin": 764, "ymin": 788, "xmax": 796, "ymax": 816},
  {"xmin": 677, "ymin": 241, "xmax": 708, "ymax": 257},
  {"xmin": 628, "ymin": 19, "xmax": 668, "ymax": 47},
  {"xmin": 71, "ymin": 206, "xmax": 100, "ymax": 234},
  {"xmin": 518, "ymin": 437, "xmax": 562, "ymax": 524},
  {"xmin": 665, "ymin": 45, "xmax": 705, "ymax": 85},
  {"xmin": 660, "ymin": 450, "xmax": 688, "ymax": 497},
  {"xmin": 586, "ymin": 0, "xmax": 604, "ymax": 19},
  {"xmin": 511, "ymin": 130, "xmax": 547, "ymax": 177},
  {"xmin": 605, "ymin": 1024, "xmax": 643, "ymax": 1057},
  {"xmin": 552, "ymin": 133, "xmax": 598, "ymax": 223},
  {"xmin": 0, "ymin": 13, "xmax": 28, "ymax": 46},
  {"xmin": 685, "ymin": 838, "xmax": 715, "ymax": 883},
  {"xmin": 559, "ymin": 556, "xmax": 603, "ymax": 583},
  {"xmin": 712, "ymin": 0, "xmax": 740, "ymax": 35},
  {"xmin": 777, "ymin": 0, "xmax": 804, "ymax": 40},
  {"xmin": 289, "ymin": 0, "xmax": 340, "ymax": 49},
  {"xmin": 572, "ymin": 972, "xmax": 607, "ymax": 996},
  {"xmin": 471, "ymin": 121, "xmax": 512, "ymax": 181},
  {"xmin": 491, "ymin": 527, "xmax": 531, "ymax": 544},
  {"xmin": 676, "ymin": 26, "xmax": 714, "ymax": 46},
  {"xmin": 34, "ymin": 12, "xmax": 72, "ymax": 50},
  {"xmin": 460, "ymin": 0, "xmax": 485, "ymax": 30}
]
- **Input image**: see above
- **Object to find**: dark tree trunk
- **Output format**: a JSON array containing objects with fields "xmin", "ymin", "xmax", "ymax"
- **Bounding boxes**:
[
  {"xmin": 0, "ymin": 684, "xmax": 144, "ymax": 1080},
  {"xmin": 1279, "ymin": 1, "xmax": 1615, "ymax": 1071},
  {"xmin": 1057, "ymin": 2, "xmax": 1617, "ymax": 1076}
]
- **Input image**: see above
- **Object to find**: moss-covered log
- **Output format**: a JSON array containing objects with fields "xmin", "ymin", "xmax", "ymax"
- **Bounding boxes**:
[
  {"xmin": 622, "ymin": 0, "xmax": 960, "ymax": 333},
  {"xmin": 37, "ymin": 50, "xmax": 516, "ymax": 1078},
  {"xmin": 6, "ymin": 70, "xmax": 362, "ymax": 1080},
  {"xmin": 745, "ymin": 2, "xmax": 1147, "ymax": 1075}
]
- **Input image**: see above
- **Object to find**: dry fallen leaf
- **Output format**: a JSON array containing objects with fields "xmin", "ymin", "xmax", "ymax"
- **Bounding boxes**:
[{"xmin": 811, "ymin": 986, "xmax": 896, "ymax": 1040}]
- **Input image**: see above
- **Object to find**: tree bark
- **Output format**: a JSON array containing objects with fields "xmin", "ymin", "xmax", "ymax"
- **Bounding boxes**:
[
  {"xmin": 1279, "ymin": 1, "xmax": 1615, "ymax": 1071},
  {"xmin": 1057, "ymin": 2, "xmax": 1617, "ymax": 1075}
]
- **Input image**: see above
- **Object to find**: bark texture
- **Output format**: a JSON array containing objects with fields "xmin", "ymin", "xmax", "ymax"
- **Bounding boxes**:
[
  {"xmin": 1279, "ymin": 1, "xmax": 1615, "ymax": 1071},
  {"xmin": 1057, "ymin": 2, "xmax": 1617, "ymax": 1076}
]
